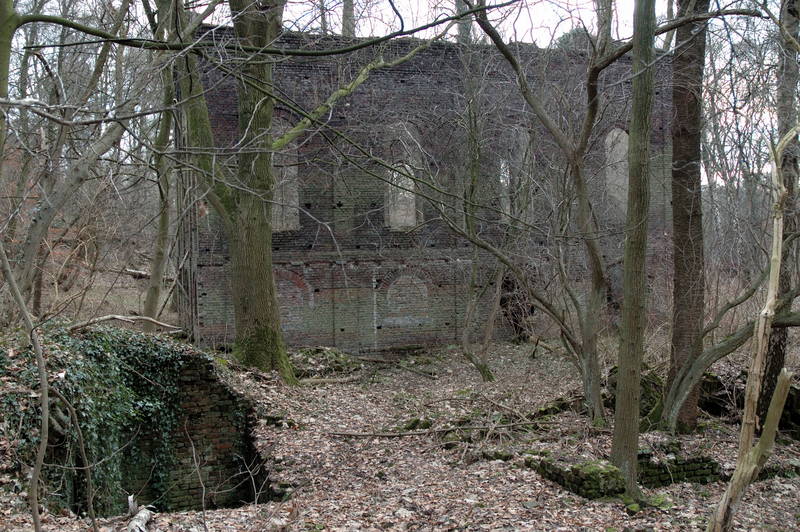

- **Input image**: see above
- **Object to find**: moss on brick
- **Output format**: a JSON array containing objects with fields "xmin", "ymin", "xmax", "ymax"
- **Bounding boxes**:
[{"xmin": 527, "ymin": 457, "xmax": 624, "ymax": 499}]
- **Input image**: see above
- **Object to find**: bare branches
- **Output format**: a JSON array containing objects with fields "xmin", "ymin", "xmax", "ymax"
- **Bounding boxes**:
[
  {"xmin": 19, "ymin": 1, "xmax": 516, "ymax": 57},
  {"xmin": 67, "ymin": 314, "xmax": 180, "ymax": 333}
]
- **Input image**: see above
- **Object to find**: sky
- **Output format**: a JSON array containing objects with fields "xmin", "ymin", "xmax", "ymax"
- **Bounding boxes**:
[{"xmin": 281, "ymin": 0, "xmax": 673, "ymax": 46}]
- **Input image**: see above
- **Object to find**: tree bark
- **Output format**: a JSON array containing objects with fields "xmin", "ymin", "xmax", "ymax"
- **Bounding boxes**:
[
  {"xmin": 610, "ymin": 0, "xmax": 655, "ymax": 496},
  {"xmin": 342, "ymin": 0, "xmax": 354, "ymax": 37},
  {"xmin": 456, "ymin": 0, "xmax": 471, "ymax": 44},
  {"xmin": 142, "ymin": 65, "xmax": 174, "ymax": 331},
  {"xmin": 706, "ymin": 125, "xmax": 799, "ymax": 531},
  {"xmin": 667, "ymin": 0, "xmax": 709, "ymax": 432},
  {"xmin": 759, "ymin": 0, "xmax": 799, "ymax": 428},
  {"xmin": 228, "ymin": 0, "xmax": 298, "ymax": 383},
  {"xmin": 707, "ymin": 369, "xmax": 792, "ymax": 531}
]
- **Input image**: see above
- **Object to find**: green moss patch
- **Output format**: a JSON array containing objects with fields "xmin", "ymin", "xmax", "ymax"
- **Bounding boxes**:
[{"xmin": 526, "ymin": 457, "xmax": 624, "ymax": 499}]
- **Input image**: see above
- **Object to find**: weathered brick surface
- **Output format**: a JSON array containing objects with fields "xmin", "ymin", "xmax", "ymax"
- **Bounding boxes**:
[
  {"xmin": 636, "ymin": 450, "xmax": 721, "ymax": 488},
  {"xmin": 123, "ymin": 355, "xmax": 265, "ymax": 511},
  {"xmin": 177, "ymin": 30, "xmax": 673, "ymax": 352}
]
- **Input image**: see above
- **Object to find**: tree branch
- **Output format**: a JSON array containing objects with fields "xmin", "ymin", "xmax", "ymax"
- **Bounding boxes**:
[{"xmin": 67, "ymin": 314, "xmax": 180, "ymax": 333}]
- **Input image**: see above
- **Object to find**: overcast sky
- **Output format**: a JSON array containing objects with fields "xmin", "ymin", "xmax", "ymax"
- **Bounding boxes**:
[{"xmin": 283, "ymin": 0, "xmax": 673, "ymax": 46}]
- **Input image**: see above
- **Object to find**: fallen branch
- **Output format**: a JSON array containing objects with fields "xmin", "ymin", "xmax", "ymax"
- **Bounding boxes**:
[
  {"xmin": 400, "ymin": 365, "xmax": 438, "ymax": 379},
  {"xmin": 94, "ymin": 266, "xmax": 176, "ymax": 282},
  {"xmin": 301, "ymin": 374, "xmax": 363, "ymax": 385},
  {"xmin": 330, "ymin": 420, "xmax": 551, "ymax": 438},
  {"xmin": 422, "ymin": 395, "xmax": 527, "ymax": 421},
  {"xmin": 67, "ymin": 314, "xmax": 180, "ymax": 333},
  {"xmin": 126, "ymin": 506, "xmax": 154, "ymax": 532}
]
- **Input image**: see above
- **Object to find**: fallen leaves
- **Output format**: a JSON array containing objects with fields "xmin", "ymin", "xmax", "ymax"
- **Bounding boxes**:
[{"xmin": 1, "ymin": 344, "xmax": 800, "ymax": 530}]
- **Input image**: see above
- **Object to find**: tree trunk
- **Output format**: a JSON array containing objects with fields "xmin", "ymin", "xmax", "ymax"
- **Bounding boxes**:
[
  {"xmin": 229, "ymin": 0, "xmax": 297, "ymax": 384},
  {"xmin": 667, "ymin": 0, "xmax": 709, "ymax": 433},
  {"xmin": 456, "ymin": 0, "xmax": 471, "ymax": 44},
  {"xmin": 459, "ymin": 77, "xmax": 495, "ymax": 383},
  {"xmin": 342, "ymin": 0, "xmax": 354, "ymax": 37},
  {"xmin": 759, "ymin": 0, "xmax": 799, "ymax": 428},
  {"xmin": 611, "ymin": 0, "xmax": 655, "ymax": 496},
  {"xmin": 229, "ymin": 204, "xmax": 295, "ymax": 379},
  {"xmin": 142, "ymin": 66, "xmax": 174, "ymax": 331},
  {"xmin": 706, "ymin": 125, "xmax": 799, "ymax": 531},
  {"xmin": 707, "ymin": 370, "xmax": 792, "ymax": 531},
  {"xmin": 0, "ymin": 3, "xmax": 20, "ymax": 323}
]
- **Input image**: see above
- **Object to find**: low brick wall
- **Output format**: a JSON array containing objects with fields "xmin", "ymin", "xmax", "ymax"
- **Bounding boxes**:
[
  {"xmin": 637, "ymin": 450, "xmax": 720, "ymax": 488},
  {"xmin": 528, "ymin": 451, "xmax": 722, "ymax": 499},
  {"xmin": 526, "ymin": 457, "xmax": 625, "ymax": 499},
  {"xmin": 122, "ymin": 355, "xmax": 266, "ymax": 511}
]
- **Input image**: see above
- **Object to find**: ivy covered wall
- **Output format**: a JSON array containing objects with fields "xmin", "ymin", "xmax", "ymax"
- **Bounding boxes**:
[{"xmin": 0, "ymin": 327, "xmax": 266, "ymax": 516}]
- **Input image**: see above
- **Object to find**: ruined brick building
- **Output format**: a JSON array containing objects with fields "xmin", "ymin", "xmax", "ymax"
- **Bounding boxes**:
[{"xmin": 175, "ymin": 29, "xmax": 672, "ymax": 353}]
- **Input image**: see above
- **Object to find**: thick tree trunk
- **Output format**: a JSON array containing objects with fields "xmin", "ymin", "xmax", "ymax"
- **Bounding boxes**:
[
  {"xmin": 229, "ymin": 205, "xmax": 295, "ymax": 380},
  {"xmin": 229, "ymin": 0, "xmax": 297, "ymax": 383},
  {"xmin": 611, "ymin": 0, "xmax": 655, "ymax": 496},
  {"xmin": 667, "ymin": 0, "xmax": 709, "ymax": 433},
  {"xmin": 759, "ymin": 0, "xmax": 799, "ymax": 427},
  {"xmin": 456, "ymin": 0, "xmax": 471, "ymax": 44},
  {"xmin": 0, "ymin": 1, "xmax": 17, "ymax": 322}
]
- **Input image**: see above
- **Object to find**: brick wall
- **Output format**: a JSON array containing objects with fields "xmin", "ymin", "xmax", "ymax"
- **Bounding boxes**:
[
  {"xmin": 122, "ymin": 355, "xmax": 265, "ymax": 511},
  {"xmin": 176, "ymin": 30, "xmax": 673, "ymax": 352}
]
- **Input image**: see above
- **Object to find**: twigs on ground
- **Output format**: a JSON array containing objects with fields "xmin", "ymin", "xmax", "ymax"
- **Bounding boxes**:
[
  {"xmin": 355, "ymin": 355, "xmax": 437, "ymax": 379},
  {"xmin": 422, "ymin": 395, "xmax": 526, "ymax": 421}
]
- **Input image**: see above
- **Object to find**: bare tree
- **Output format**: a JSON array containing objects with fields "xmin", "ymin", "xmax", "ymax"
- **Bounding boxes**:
[
  {"xmin": 610, "ymin": 0, "xmax": 656, "ymax": 497},
  {"xmin": 667, "ymin": 0, "xmax": 710, "ymax": 432}
]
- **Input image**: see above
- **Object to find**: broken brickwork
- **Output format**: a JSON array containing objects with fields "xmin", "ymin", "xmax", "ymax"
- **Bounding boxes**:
[{"xmin": 176, "ymin": 30, "xmax": 673, "ymax": 352}]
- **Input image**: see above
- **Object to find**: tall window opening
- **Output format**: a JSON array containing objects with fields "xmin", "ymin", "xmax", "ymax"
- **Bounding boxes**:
[
  {"xmin": 499, "ymin": 158, "xmax": 512, "ymax": 222},
  {"xmin": 271, "ymin": 123, "xmax": 300, "ymax": 231},
  {"xmin": 385, "ymin": 163, "xmax": 418, "ymax": 230},
  {"xmin": 604, "ymin": 127, "xmax": 629, "ymax": 208}
]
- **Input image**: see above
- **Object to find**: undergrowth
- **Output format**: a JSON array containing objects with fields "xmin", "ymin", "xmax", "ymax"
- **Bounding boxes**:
[{"xmin": 0, "ymin": 325, "xmax": 205, "ymax": 516}]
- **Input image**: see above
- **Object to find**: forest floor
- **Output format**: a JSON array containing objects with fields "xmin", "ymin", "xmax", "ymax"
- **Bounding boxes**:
[{"xmin": 3, "ymin": 342, "xmax": 800, "ymax": 531}]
